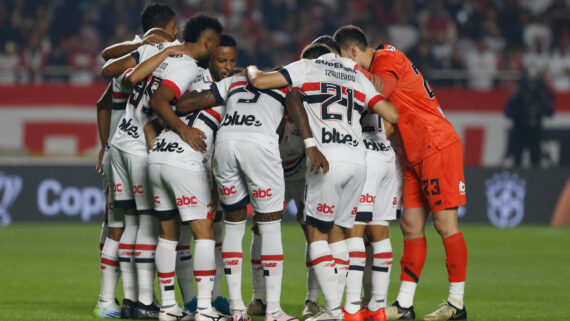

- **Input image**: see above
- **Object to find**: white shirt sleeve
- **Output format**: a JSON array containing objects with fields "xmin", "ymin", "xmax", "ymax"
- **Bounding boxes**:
[
  {"xmin": 281, "ymin": 59, "xmax": 310, "ymax": 88},
  {"xmin": 161, "ymin": 56, "xmax": 199, "ymax": 99}
]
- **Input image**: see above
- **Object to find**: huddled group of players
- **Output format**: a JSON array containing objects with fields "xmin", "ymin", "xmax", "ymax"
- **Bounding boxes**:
[{"xmin": 94, "ymin": 3, "xmax": 469, "ymax": 321}]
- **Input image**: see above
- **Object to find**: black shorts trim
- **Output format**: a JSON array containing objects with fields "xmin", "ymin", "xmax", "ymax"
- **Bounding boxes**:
[
  {"xmin": 355, "ymin": 211, "xmax": 372, "ymax": 223},
  {"xmin": 305, "ymin": 216, "xmax": 334, "ymax": 230},
  {"xmin": 153, "ymin": 209, "xmax": 179, "ymax": 221},
  {"xmin": 114, "ymin": 199, "xmax": 136, "ymax": 209},
  {"xmin": 220, "ymin": 196, "xmax": 249, "ymax": 212}
]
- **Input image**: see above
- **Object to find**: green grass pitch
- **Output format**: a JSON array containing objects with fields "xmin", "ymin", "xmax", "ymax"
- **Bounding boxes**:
[{"xmin": 0, "ymin": 222, "xmax": 569, "ymax": 320}]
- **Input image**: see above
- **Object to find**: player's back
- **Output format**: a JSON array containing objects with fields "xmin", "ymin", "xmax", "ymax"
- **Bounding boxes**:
[{"xmin": 370, "ymin": 45, "xmax": 460, "ymax": 164}]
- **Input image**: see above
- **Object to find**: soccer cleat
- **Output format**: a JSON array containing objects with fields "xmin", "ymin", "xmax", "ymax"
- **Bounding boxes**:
[
  {"xmin": 343, "ymin": 309, "xmax": 364, "ymax": 321},
  {"xmin": 133, "ymin": 301, "xmax": 161, "ymax": 319},
  {"xmin": 212, "ymin": 296, "xmax": 231, "ymax": 315},
  {"xmin": 184, "ymin": 297, "xmax": 198, "ymax": 314},
  {"xmin": 305, "ymin": 309, "xmax": 344, "ymax": 321},
  {"xmin": 195, "ymin": 307, "xmax": 230, "ymax": 321},
  {"xmin": 160, "ymin": 304, "xmax": 193, "ymax": 321},
  {"xmin": 422, "ymin": 301, "xmax": 466, "ymax": 321},
  {"xmin": 385, "ymin": 301, "xmax": 415, "ymax": 320},
  {"xmin": 264, "ymin": 309, "xmax": 299, "ymax": 321},
  {"xmin": 364, "ymin": 308, "xmax": 386, "ymax": 321},
  {"xmin": 121, "ymin": 299, "xmax": 138, "ymax": 319},
  {"xmin": 246, "ymin": 299, "xmax": 266, "ymax": 316},
  {"xmin": 230, "ymin": 310, "xmax": 251, "ymax": 321},
  {"xmin": 302, "ymin": 300, "xmax": 320, "ymax": 319},
  {"xmin": 94, "ymin": 300, "xmax": 121, "ymax": 318}
]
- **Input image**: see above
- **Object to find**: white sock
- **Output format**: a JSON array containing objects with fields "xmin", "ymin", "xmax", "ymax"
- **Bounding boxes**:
[
  {"xmin": 119, "ymin": 215, "xmax": 139, "ymax": 301},
  {"xmin": 369, "ymin": 238, "xmax": 393, "ymax": 311},
  {"xmin": 99, "ymin": 222, "xmax": 108, "ymax": 255},
  {"xmin": 362, "ymin": 241, "xmax": 373, "ymax": 304},
  {"xmin": 213, "ymin": 219, "xmax": 224, "ymax": 299},
  {"xmin": 194, "ymin": 239, "xmax": 216, "ymax": 309},
  {"xmin": 396, "ymin": 281, "xmax": 417, "ymax": 308},
  {"xmin": 156, "ymin": 237, "xmax": 178, "ymax": 307},
  {"xmin": 222, "ymin": 220, "xmax": 246, "ymax": 312},
  {"xmin": 305, "ymin": 242, "xmax": 320, "ymax": 303},
  {"xmin": 309, "ymin": 240, "xmax": 340, "ymax": 314},
  {"xmin": 98, "ymin": 237, "xmax": 120, "ymax": 306},
  {"xmin": 135, "ymin": 214, "xmax": 158, "ymax": 305},
  {"xmin": 176, "ymin": 224, "xmax": 195, "ymax": 304},
  {"xmin": 329, "ymin": 240, "xmax": 349, "ymax": 303},
  {"xmin": 258, "ymin": 220, "xmax": 284, "ymax": 314},
  {"xmin": 448, "ymin": 282, "xmax": 465, "ymax": 309},
  {"xmin": 250, "ymin": 229, "xmax": 265, "ymax": 302},
  {"xmin": 344, "ymin": 237, "xmax": 366, "ymax": 314}
]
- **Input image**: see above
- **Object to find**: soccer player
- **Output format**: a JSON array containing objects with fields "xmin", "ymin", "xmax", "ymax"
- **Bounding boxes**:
[
  {"xmin": 176, "ymin": 67, "xmax": 297, "ymax": 321},
  {"xmin": 181, "ymin": 33, "xmax": 238, "ymax": 316},
  {"xmin": 245, "ymin": 43, "xmax": 398, "ymax": 321},
  {"xmin": 334, "ymin": 26, "xmax": 468, "ymax": 320}
]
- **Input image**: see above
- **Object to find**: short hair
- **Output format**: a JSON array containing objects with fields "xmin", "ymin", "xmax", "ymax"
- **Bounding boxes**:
[
  {"xmin": 333, "ymin": 25, "xmax": 368, "ymax": 51},
  {"xmin": 183, "ymin": 13, "xmax": 223, "ymax": 43},
  {"xmin": 311, "ymin": 35, "xmax": 341, "ymax": 54},
  {"xmin": 301, "ymin": 43, "xmax": 331, "ymax": 59},
  {"xmin": 219, "ymin": 34, "xmax": 237, "ymax": 47},
  {"xmin": 140, "ymin": 3, "xmax": 175, "ymax": 33}
]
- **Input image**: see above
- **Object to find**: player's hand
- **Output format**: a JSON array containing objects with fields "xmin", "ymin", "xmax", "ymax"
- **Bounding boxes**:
[
  {"xmin": 166, "ymin": 45, "xmax": 192, "ymax": 57},
  {"xmin": 142, "ymin": 33, "xmax": 168, "ymax": 46},
  {"xmin": 369, "ymin": 74, "xmax": 384, "ymax": 95},
  {"xmin": 96, "ymin": 147, "xmax": 105, "ymax": 176},
  {"xmin": 180, "ymin": 127, "xmax": 207, "ymax": 152},
  {"xmin": 306, "ymin": 147, "xmax": 329, "ymax": 175}
]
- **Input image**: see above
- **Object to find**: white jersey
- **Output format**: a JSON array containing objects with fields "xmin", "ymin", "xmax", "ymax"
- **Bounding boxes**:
[
  {"xmin": 280, "ymin": 53, "xmax": 385, "ymax": 165},
  {"xmin": 279, "ymin": 115, "xmax": 305, "ymax": 180},
  {"xmin": 146, "ymin": 56, "xmax": 216, "ymax": 169},
  {"xmin": 110, "ymin": 40, "xmax": 182, "ymax": 156},
  {"xmin": 361, "ymin": 111, "xmax": 394, "ymax": 155},
  {"xmin": 211, "ymin": 75, "xmax": 287, "ymax": 148}
]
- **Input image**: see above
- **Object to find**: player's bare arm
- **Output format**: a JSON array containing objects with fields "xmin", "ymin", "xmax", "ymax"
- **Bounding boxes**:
[
  {"xmin": 286, "ymin": 88, "xmax": 329, "ymax": 175},
  {"xmin": 101, "ymin": 54, "xmax": 136, "ymax": 78},
  {"xmin": 383, "ymin": 119, "xmax": 395, "ymax": 138},
  {"xmin": 175, "ymin": 90, "xmax": 218, "ymax": 113},
  {"xmin": 123, "ymin": 45, "xmax": 192, "ymax": 89},
  {"xmin": 149, "ymin": 85, "xmax": 207, "ymax": 152},
  {"xmin": 95, "ymin": 83, "xmax": 113, "ymax": 175},
  {"xmin": 101, "ymin": 28, "xmax": 171, "ymax": 61},
  {"xmin": 246, "ymin": 65, "xmax": 289, "ymax": 89},
  {"xmin": 371, "ymin": 100, "xmax": 399, "ymax": 124},
  {"xmin": 143, "ymin": 118, "xmax": 164, "ymax": 150}
]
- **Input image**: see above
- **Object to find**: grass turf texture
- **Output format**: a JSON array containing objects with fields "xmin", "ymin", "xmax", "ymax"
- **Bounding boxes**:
[{"xmin": 0, "ymin": 223, "xmax": 569, "ymax": 320}]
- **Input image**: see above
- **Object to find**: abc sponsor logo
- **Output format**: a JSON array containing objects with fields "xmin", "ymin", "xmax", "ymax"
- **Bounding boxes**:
[
  {"xmin": 220, "ymin": 185, "xmax": 237, "ymax": 196},
  {"xmin": 38, "ymin": 179, "xmax": 105, "ymax": 222},
  {"xmin": 176, "ymin": 195, "xmax": 197, "ymax": 207},
  {"xmin": 316, "ymin": 203, "xmax": 335, "ymax": 214},
  {"xmin": 360, "ymin": 193, "xmax": 376, "ymax": 204},
  {"xmin": 252, "ymin": 188, "xmax": 272, "ymax": 199}
]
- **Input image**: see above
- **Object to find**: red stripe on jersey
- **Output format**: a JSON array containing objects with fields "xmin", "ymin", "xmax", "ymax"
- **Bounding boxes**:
[
  {"xmin": 112, "ymin": 92, "xmax": 129, "ymax": 99},
  {"xmin": 222, "ymin": 252, "xmax": 243, "ymax": 258},
  {"xmin": 334, "ymin": 258, "xmax": 350, "ymax": 265},
  {"xmin": 250, "ymin": 259, "xmax": 262, "ymax": 265},
  {"xmin": 374, "ymin": 252, "xmax": 393, "ymax": 259},
  {"xmin": 157, "ymin": 271, "xmax": 176, "ymax": 278},
  {"xmin": 349, "ymin": 251, "xmax": 366, "ymax": 258},
  {"xmin": 120, "ymin": 68, "xmax": 134, "ymax": 82},
  {"xmin": 277, "ymin": 87, "xmax": 289, "ymax": 95},
  {"xmin": 367, "ymin": 95, "xmax": 384, "ymax": 112},
  {"xmin": 194, "ymin": 270, "xmax": 216, "ymax": 276},
  {"xmin": 301, "ymin": 82, "xmax": 320, "ymax": 92},
  {"xmin": 135, "ymin": 244, "xmax": 157, "ymax": 250},
  {"xmin": 119, "ymin": 243, "xmax": 135, "ymax": 250},
  {"xmin": 162, "ymin": 79, "xmax": 181, "ymax": 99},
  {"xmin": 353, "ymin": 89, "xmax": 365, "ymax": 103},
  {"xmin": 229, "ymin": 81, "xmax": 247, "ymax": 91},
  {"xmin": 176, "ymin": 245, "xmax": 190, "ymax": 251},
  {"xmin": 311, "ymin": 255, "xmax": 333, "ymax": 266},
  {"xmin": 261, "ymin": 254, "xmax": 284, "ymax": 261},
  {"xmin": 204, "ymin": 108, "xmax": 222, "ymax": 123},
  {"xmin": 101, "ymin": 258, "xmax": 119, "ymax": 267}
]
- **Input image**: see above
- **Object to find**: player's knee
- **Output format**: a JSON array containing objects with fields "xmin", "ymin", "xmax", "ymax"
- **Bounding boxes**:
[
  {"xmin": 253, "ymin": 211, "xmax": 282, "ymax": 222},
  {"xmin": 225, "ymin": 208, "xmax": 247, "ymax": 222},
  {"xmin": 107, "ymin": 227, "xmax": 124, "ymax": 241},
  {"xmin": 191, "ymin": 219, "xmax": 215, "ymax": 240}
]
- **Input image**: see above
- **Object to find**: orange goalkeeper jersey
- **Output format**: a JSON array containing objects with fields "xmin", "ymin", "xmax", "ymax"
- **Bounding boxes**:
[{"xmin": 369, "ymin": 45, "xmax": 460, "ymax": 165}]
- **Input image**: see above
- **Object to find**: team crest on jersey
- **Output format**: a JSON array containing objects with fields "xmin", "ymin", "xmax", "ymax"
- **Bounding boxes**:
[{"xmin": 485, "ymin": 171, "xmax": 526, "ymax": 228}]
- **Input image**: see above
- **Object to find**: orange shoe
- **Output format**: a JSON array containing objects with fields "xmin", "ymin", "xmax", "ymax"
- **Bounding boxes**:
[
  {"xmin": 365, "ymin": 308, "xmax": 386, "ymax": 321},
  {"xmin": 344, "ymin": 309, "xmax": 364, "ymax": 321}
]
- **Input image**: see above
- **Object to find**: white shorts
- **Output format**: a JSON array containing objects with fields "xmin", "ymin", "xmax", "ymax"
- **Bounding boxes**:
[
  {"xmin": 148, "ymin": 163, "xmax": 213, "ymax": 222},
  {"xmin": 356, "ymin": 152, "xmax": 398, "ymax": 224},
  {"xmin": 102, "ymin": 147, "xmax": 124, "ymax": 228},
  {"xmin": 213, "ymin": 140, "xmax": 285, "ymax": 213},
  {"xmin": 285, "ymin": 178, "xmax": 305, "ymax": 205},
  {"xmin": 110, "ymin": 145, "xmax": 152, "ymax": 211},
  {"xmin": 304, "ymin": 160, "xmax": 366, "ymax": 229}
]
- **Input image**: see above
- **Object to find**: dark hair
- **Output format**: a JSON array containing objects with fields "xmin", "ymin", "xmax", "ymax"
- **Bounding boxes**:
[
  {"xmin": 333, "ymin": 25, "xmax": 368, "ymax": 51},
  {"xmin": 311, "ymin": 35, "xmax": 341, "ymax": 54},
  {"xmin": 183, "ymin": 13, "xmax": 223, "ymax": 43},
  {"xmin": 219, "ymin": 34, "xmax": 237, "ymax": 47},
  {"xmin": 301, "ymin": 43, "xmax": 331, "ymax": 59},
  {"xmin": 140, "ymin": 3, "xmax": 175, "ymax": 33}
]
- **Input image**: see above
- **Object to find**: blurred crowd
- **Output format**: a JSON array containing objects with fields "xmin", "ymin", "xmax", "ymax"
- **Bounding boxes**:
[{"xmin": 1, "ymin": 0, "xmax": 569, "ymax": 90}]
